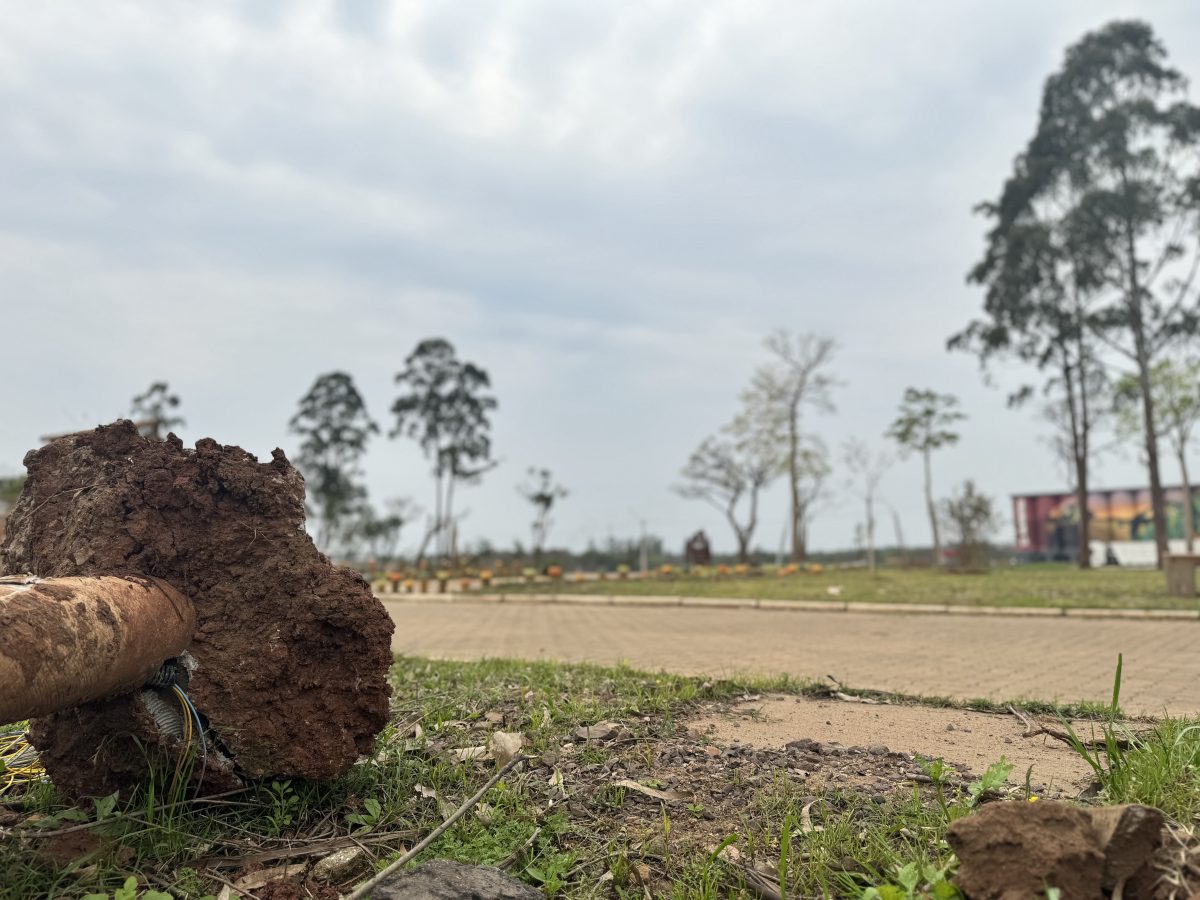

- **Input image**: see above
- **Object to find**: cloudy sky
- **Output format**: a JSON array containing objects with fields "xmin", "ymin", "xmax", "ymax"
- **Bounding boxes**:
[{"xmin": 4, "ymin": 1, "xmax": 1200, "ymax": 556}]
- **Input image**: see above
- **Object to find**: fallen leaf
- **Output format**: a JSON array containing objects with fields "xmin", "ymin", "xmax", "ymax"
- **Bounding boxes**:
[
  {"xmin": 233, "ymin": 864, "xmax": 300, "ymax": 891},
  {"xmin": 799, "ymin": 800, "xmax": 824, "ymax": 834},
  {"xmin": 450, "ymin": 745, "xmax": 489, "ymax": 762},
  {"xmin": 612, "ymin": 779, "xmax": 692, "ymax": 803},
  {"xmin": 575, "ymin": 722, "xmax": 620, "ymax": 741},
  {"xmin": 488, "ymin": 731, "xmax": 526, "ymax": 766}
]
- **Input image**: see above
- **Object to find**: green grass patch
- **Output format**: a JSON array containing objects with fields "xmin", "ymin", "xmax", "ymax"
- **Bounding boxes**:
[{"xmin": 492, "ymin": 563, "xmax": 1191, "ymax": 610}]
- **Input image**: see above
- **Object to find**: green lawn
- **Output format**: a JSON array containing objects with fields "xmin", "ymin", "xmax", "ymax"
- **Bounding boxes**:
[{"xmin": 491, "ymin": 563, "xmax": 1194, "ymax": 610}]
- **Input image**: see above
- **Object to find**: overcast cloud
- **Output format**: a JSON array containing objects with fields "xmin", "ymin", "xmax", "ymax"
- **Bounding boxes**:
[{"xmin": 4, "ymin": 1, "xmax": 1200, "ymax": 555}]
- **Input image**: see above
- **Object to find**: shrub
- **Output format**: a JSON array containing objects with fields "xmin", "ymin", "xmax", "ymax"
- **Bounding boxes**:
[{"xmin": 941, "ymin": 480, "xmax": 999, "ymax": 572}]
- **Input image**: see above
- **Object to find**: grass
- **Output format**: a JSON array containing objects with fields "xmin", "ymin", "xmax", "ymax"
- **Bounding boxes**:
[
  {"xmin": 0, "ymin": 655, "xmax": 1195, "ymax": 899},
  {"xmin": 491, "ymin": 563, "xmax": 1195, "ymax": 610}
]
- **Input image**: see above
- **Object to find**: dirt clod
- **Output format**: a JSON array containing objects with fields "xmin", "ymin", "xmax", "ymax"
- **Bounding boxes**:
[
  {"xmin": 947, "ymin": 800, "xmax": 1164, "ymax": 900},
  {"xmin": 0, "ymin": 421, "xmax": 394, "ymax": 797}
]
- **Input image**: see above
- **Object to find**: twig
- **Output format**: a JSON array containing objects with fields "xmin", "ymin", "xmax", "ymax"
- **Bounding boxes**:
[
  {"xmin": 193, "ymin": 829, "xmax": 420, "ymax": 870},
  {"xmin": 343, "ymin": 755, "xmax": 527, "ymax": 900},
  {"xmin": 1005, "ymin": 704, "xmax": 1132, "ymax": 751},
  {"xmin": 740, "ymin": 866, "xmax": 783, "ymax": 900},
  {"xmin": 498, "ymin": 826, "xmax": 541, "ymax": 871}
]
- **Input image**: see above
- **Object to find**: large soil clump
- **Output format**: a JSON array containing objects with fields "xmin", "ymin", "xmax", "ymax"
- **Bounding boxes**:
[{"xmin": 0, "ymin": 420, "xmax": 394, "ymax": 797}]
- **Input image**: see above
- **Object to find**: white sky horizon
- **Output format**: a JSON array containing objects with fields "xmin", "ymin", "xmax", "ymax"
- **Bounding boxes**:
[{"xmin": 4, "ymin": 1, "xmax": 1200, "ymax": 556}]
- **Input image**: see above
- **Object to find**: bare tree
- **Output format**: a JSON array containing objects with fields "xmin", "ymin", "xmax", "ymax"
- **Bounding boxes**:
[
  {"xmin": 842, "ymin": 438, "xmax": 893, "ymax": 573},
  {"xmin": 740, "ymin": 331, "xmax": 838, "ymax": 562},
  {"xmin": 675, "ymin": 422, "xmax": 779, "ymax": 563},
  {"xmin": 518, "ymin": 467, "xmax": 568, "ymax": 561}
]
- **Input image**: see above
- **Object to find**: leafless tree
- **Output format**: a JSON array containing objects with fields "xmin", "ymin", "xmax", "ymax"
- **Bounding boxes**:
[
  {"xmin": 843, "ymin": 438, "xmax": 893, "ymax": 573},
  {"xmin": 675, "ymin": 421, "xmax": 780, "ymax": 563},
  {"xmin": 739, "ymin": 331, "xmax": 838, "ymax": 562}
]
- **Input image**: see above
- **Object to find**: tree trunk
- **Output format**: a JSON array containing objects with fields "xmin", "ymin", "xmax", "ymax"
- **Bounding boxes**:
[
  {"xmin": 1134, "ymin": 326, "xmax": 1168, "ymax": 566},
  {"xmin": 923, "ymin": 447, "xmax": 940, "ymax": 567},
  {"xmin": 443, "ymin": 471, "xmax": 457, "ymax": 563},
  {"xmin": 1064, "ymin": 354, "xmax": 1092, "ymax": 569},
  {"xmin": 432, "ymin": 469, "xmax": 444, "ymax": 561},
  {"xmin": 865, "ymin": 495, "xmax": 876, "ymax": 573},
  {"xmin": 788, "ymin": 401, "xmax": 802, "ymax": 562},
  {"xmin": 1181, "ymin": 450, "xmax": 1194, "ymax": 553},
  {"xmin": 1122, "ymin": 199, "xmax": 1169, "ymax": 567}
]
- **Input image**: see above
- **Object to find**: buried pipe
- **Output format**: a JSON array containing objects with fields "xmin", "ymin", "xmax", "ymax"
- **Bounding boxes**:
[{"xmin": 0, "ymin": 575, "xmax": 195, "ymax": 723}]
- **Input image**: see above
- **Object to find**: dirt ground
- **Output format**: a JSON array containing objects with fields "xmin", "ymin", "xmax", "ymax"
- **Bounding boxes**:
[{"xmin": 694, "ymin": 694, "xmax": 1098, "ymax": 793}]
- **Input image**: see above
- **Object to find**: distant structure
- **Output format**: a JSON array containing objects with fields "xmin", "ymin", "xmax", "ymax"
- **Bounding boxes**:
[
  {"xmin": 684, "ymin": 530, "xmax": 712, "ymax": 567},
  {"xmin": 1013, "ymin": 484, "xmax": 1199, "ymax": 566}
]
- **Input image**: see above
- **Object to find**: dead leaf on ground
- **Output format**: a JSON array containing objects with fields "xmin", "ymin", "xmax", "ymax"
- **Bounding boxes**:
[
  {"xmin": 488, "ymin": 731, "xmax": 526, "ymax": 765},
  {"xmin": 575, "ymin": 722, "xmax": 621, "ymax": 741},
  {"xmin": 799, "ymin": 800, "xmax": 824, "ymax": 834},
  {"xmin": 450, "ymin": 745, "xmax": 489, "ymax": 762},
  {"xmin": 414, "ymin": 783, "xmax": 455, "ymax": 818},
  {"xmin": 612, "ymin": 779, "xmax": 693, "ymax": 804},
  {"xmin": 233, "ymin": 863, "xmax": 301, "ymax": 891}
]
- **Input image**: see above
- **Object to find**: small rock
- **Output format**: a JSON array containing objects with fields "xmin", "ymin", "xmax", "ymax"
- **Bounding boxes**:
[
  {"xmin": 370, "ymin": 858, "xmax": 542, "ymax": 899},
  {"xmin": 312, "ymin": 847, "xmax": 366, "ymax": 882}
]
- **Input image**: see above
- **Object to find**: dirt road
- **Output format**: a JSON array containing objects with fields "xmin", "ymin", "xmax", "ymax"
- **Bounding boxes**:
[{"xmin": 385, "ymin": 599, "xmax": 1200, "ymax": 715}]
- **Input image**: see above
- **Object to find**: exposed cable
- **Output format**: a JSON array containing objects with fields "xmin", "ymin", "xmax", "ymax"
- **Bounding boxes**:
[
  {"xmin": 0, "ymin": 729, "xmax": 44, "ymax": 794},
  {"xmin": 172, "ymin": 685, "xmax": 207, "ymax": 790}
]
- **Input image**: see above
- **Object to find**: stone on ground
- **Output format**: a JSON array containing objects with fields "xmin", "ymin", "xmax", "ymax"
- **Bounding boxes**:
[{"xmin": 368, "ymin": 859, "xmax": 541, "ymax": 899}]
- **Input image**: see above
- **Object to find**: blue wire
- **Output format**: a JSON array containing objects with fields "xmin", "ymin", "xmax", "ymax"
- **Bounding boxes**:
[{"xmin": 172, "ymin": 685, "xmax": 208, "ymax": 790}]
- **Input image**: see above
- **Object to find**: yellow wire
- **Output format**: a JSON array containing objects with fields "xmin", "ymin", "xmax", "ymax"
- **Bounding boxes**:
[
  {"xmin": 0, "ymin": 730, "xmax": 45, "ymax": 794},
  {"xmin": 170, "ymin": 685, "xmax": 193, "ymax": 785}
]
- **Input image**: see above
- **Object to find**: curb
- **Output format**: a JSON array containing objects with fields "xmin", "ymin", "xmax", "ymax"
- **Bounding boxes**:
[{"xmin": 376, "ymin": 591, "xmax": 1200, "ymax": 622}]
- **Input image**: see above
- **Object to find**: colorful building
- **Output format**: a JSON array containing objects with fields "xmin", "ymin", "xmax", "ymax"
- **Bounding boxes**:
[{"xmin": 1012, "ymin": 485, "xmax": 1200, "ymax": 564}]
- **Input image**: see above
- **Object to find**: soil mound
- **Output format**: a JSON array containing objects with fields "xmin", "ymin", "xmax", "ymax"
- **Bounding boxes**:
[{"xmin": 0, "ymin": 420, "xmax": 394, "ymax": 797}]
